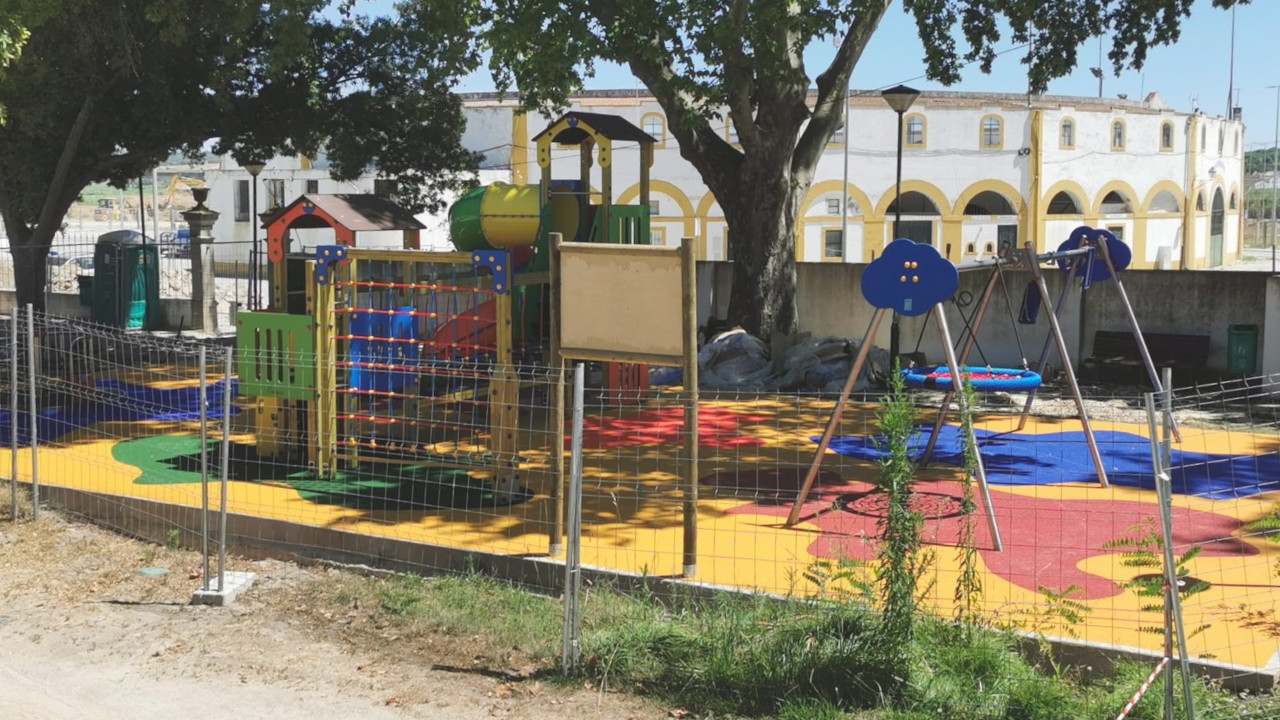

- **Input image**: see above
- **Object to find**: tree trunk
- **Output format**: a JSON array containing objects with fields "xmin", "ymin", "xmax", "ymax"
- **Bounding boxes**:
[
  {"xmin": 721, "ymin": 167, "xmax": 807, "ymax": 340},
  {"xmin": 9, "ymin": 228, "xmax": 53, "ymax": 313}
]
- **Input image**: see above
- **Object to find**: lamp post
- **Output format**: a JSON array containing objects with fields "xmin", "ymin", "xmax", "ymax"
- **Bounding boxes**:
[
  {"xmin": 881, "ymin": 84, "xmax": 920, "ymax": 366},
  {"xmin": 1269, "ymin": 85, "xmax": 1279, "ymax": 274},
  {"xmin": 244, "ymin": 161, "xmax": 266, "ymax": 310}
]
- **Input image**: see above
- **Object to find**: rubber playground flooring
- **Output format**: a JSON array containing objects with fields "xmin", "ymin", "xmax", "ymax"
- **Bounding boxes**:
[{"xmin": 8, "ymin": 389, "xmax": 1280, "ymax": 675}]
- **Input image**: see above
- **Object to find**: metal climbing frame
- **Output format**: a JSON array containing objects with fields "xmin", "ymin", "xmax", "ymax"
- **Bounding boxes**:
[{"xmin": 315, "ymin": 247, "xmax": 524, "ymax": 497}]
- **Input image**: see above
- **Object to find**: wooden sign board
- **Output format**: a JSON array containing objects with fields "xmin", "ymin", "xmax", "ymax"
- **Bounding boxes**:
[{"xmin": 557, "ymin": 241, "xmax": 690, "ymax": 365}]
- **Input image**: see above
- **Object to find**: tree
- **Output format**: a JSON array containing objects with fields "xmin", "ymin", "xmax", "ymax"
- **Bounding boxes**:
[
  {"xmin": 442, "ymin": 0, "xmax": 1248, "ymax": 339},
  {"xmin": 0, "ymin": 0, "xmax": 479, "ymax": 310}
]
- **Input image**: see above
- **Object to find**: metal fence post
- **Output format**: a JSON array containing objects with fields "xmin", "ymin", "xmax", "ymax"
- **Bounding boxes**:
[
  {"xmin": 9, "ymin": 312, "xmax": 16, "ymax": 520},
  {"xmin": 1146, "ymin": 368, "xmax": 1196, "ymax": 720},
  {"xmin": 199, "ymin": 344, "xmax": 210, "ymax": 591},
  {"xmin": 25, "ymin": 304, "xmax": 37, "ymax": 520},
  {"xmin": 561, "ymin": 363, "xmax": 585, "ymax": 675},
  {"xmin": 219, "ymin": 346, "xmax": 232, "ymax": 591}
]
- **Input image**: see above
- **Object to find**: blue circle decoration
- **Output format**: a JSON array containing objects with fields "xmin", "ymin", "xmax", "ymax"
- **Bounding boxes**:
[
  {"xmin": 1057, "ymin": 226, "xmax": 1132, "ymax": 281},
  {"xmin": 861, "ymin": 239, "xmax": 959, "ymax": 317},
  {"xmin": 901, "ymin": 366, "xmax": 1043, "ymax": 392}
]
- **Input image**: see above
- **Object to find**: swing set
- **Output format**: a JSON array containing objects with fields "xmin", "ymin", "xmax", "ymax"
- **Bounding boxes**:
[{"xmin": 785, "ymin": 227, "xmax": 1174, "ymax": 552}]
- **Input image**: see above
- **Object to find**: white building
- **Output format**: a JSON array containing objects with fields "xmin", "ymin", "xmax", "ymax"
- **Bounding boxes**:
[{"xmin": 202, "ymin": 89, "xmax": 1246, "ymax": 271}]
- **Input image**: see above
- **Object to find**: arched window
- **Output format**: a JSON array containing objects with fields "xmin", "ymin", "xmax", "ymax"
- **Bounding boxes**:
[
  {"xmin": 1111, "ymin": 120, "xmax": 1126, "ymax": 151},
  {"xmin": 1148, "ymin": 190, "xmax": 1180, "ymax": 213},
  {"xmin": 1047, "ymin": 191, "xmax": 1083, "ymax": 215},
  {"xmin": 980, "ymin": 115, "xmax": 1003, "ymax": 149},
  {"xmin": 641, "ymin": 113, "xmax": 666, "ymax": 146},
  {"xmin": 1100, "ymin": 190, "xmax": 1132, "ymax": 214},
  {"xmin": 1218, "ymin": 126, "xmax": 1226, "ymax": 154},
  {"xmin": 1200, "ymin": 125, "xmax": 1206, "ymax": 151},
  {"xmin": 1196, "ymin": 191, "xmax": 1206, "ymax": 212},
  {"xmin": 1160, "ymin": 121, "xmax": 1174, "ymax": 152},
  {"xmin": 1060, "ymin": 118, "xmax": 1075, "ymax": 149},
  {"xmin": 963, "ymin": 190, "xmax": 1017, "ymax": 216},
  {"xmin": 904, "ymin": 114, "xmax": 926, "ymax": 148},
  {"xmin": 1230, "ymin": 191, "xmax": 1239, "ymax": 210}
]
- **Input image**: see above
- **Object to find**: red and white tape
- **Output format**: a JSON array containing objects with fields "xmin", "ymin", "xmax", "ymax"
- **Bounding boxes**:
[{"xmin": 1114, "ymin": 657, "xmax": 1170, "ymax": 720}]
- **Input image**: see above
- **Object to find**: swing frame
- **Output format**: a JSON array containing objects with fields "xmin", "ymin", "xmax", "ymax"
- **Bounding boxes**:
[{"xmin": 785, "ymin": 235, "xmax": 1177, "ymax": 551}]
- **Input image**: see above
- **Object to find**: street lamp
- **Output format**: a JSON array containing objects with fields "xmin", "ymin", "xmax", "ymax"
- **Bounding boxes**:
[
  {"xmin": 243, "ymin": 161, "xmax": 266, "ymax": 309},
  {"xmin": 881, "ymin": 84, "xmax": 920, "ymax": 366},
  {"xmin": 1269, "ymin": 85, "xmax": 1279, "ymax": 274}
]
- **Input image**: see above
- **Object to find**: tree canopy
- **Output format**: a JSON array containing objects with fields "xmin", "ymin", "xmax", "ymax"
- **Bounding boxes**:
[
  {"xmin": 437, "ymin": 0, "xmax": 1248, "ymax": 338},
  {"xmin": 0, "ymin": 0, "xmax": 481, "ymax": 308}
]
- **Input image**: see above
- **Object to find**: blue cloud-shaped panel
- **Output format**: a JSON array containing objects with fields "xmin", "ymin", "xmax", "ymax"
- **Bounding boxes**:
[
  {"xmin": 1056, "ymin": 225, "xmax": 1132, "ymax": 282},
  {"xmin": 861, "ymin": 239, "xmax": 958, "ymax": 316}
]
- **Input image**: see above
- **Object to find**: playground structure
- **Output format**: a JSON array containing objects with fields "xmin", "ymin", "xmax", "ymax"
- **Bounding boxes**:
[
  {"xmin": 234, "ymin": 112, "xmax": 659, "ymax": 502},
  {"xmin": 786, "ymin": 227, "xmax": 1174, "ymax": 550}
]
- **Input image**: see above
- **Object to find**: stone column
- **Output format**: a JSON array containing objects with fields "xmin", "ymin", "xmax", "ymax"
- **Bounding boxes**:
[{"xmin": 182, "ymin": 187, "xmax": 220, "ymax": 332}]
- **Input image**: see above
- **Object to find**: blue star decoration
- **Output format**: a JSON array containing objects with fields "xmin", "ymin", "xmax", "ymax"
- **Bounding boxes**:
[{"xmin": 861, "ymin": 239, "xmax": 958, "ymax": 316}]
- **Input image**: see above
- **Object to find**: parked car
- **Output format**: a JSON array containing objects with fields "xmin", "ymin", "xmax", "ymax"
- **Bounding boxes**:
[
  {"xmin": 160, "ymin": 228, "xmax": 191, "ymax": 258},
  {"xmin": 47, "ymin": 252, "xmax": 94, "ymax": 271}
]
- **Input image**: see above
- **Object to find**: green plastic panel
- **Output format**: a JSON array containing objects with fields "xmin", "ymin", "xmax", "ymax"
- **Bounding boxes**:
[
  {"xmin": 236, "ymin": 312, "xmax": 317, "ymax": 400},
  {"xmin": 597, "ymin": 205, "xmax": 651, "ymax": 244}
]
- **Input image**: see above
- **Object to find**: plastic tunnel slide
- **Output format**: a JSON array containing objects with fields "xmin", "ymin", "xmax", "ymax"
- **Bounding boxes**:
[{"xmin": 442, "ymin": 182, "xmax": 580, "ymax": 350}]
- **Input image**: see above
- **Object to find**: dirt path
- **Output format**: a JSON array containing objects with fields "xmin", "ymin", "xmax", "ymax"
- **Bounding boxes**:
[{"xmin": 0, "ymin": 516, "xmax": 661, "ymax": 720}]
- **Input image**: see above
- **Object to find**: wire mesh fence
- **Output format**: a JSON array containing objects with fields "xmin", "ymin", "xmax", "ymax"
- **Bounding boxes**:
[{"xmin": 4, "ymin": 305, "xmax": 1280, "ymax": 695}]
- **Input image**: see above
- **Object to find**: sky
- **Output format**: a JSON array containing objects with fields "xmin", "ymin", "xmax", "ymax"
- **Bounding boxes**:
[{"xmin": 355, "ymin": 1, "xmax": 1277, "ymax": 148}]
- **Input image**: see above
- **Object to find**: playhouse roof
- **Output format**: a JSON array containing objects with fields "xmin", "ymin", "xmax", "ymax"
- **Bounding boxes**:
[
  {"xmin": 262, "ymin": 193, "xmax": 425, "ymax": 232},
  {"xmin": 532, "ymin": 111, "xmax": 656, "ymax": 145}
]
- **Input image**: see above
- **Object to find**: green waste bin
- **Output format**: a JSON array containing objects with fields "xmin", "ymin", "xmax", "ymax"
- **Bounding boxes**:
[
  {"xmin": 76, "ymin": 275, "xmax": 94, "ymax": 307},
  {"xmin": 92, "ymin": 230, "xmax": 159, "ymax": 329},
  {"xmin": 1227, "ymin": 323, "xmax": 1259, "ymax": 376}
]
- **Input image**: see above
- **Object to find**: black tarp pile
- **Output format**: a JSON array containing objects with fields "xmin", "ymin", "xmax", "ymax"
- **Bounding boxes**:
[{"xmin": 651, "ymin": 328, "xmax": 890, "ymax": 394}]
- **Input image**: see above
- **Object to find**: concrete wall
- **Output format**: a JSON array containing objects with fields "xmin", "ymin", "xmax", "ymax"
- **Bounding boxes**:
[
  {"xmin": 1265, "ymin": 277, "xmax": 1280, "ymax": 378},
  {"xmin": 1078, "ymin": 270, "xmax": 1270, "ymax": 371},
  {"xmin": 698, "ymin": 262, "xmax": 1272, "ymax": 374}
]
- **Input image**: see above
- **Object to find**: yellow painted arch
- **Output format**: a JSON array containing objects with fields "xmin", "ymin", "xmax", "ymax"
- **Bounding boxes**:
[
  {"xmin": 617, "ymin": 180, "xmax": 697, "ymax": 238},
  {"xmin": 802, "ymin": 180, "xmax": 874, "ymax": 220},
  {"xmin": 952, "ymin": 179, "xmax": 1025, "ymax": 217},
  {"xmin": 1209, "ymin": 183, "xmax": 1227, "ymax": 211},
  {"xmin": 872, "ymin": 179, "xmax": 954, "ymax": 220},
  {"xmin": 1139, "ymin": 180, "xmax": 1185, "ymax": 215},
  {"xmin": 1091, "ymin": 179, "xmax": 1141, "ymax": 216},
  {"xmin": 1042, "ymin": 180, "xmax": 1090, "ymax": 216},
  {"xmin": 695, "ymin": 192, "xmax": 721, "ymax": 218}
]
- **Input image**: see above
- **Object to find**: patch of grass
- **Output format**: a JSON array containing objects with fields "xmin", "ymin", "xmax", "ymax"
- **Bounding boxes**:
[
  {"xmin": 377, "ymin": 572, "xmax": 562, "ymax": 658},
  {"xmin": 776, "ymin": 697, "xmax": 848, "ymax": 720},
  {"xmin": 0, "ymin": 486, "xmax": 34, "ymax": 521},
  {"xmin": 901, "ymin": 620, "xmax": 1086, "ymax": 720},
  {"xmin": 579, "ymin": 591, "xmax": 895, "ymax": 716},
  {"xmin": 316, "ymin": 569, "xmax": 563, "ymax": 663},
  {"xmin": 303, "ymin": 568, "xmax": 1280, "ymax": 720}
]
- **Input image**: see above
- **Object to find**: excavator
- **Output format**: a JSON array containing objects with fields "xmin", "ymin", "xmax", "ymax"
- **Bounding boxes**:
[{"xmin": 159, "ymin": 176, "xmax": 205, "ymax": 210}]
